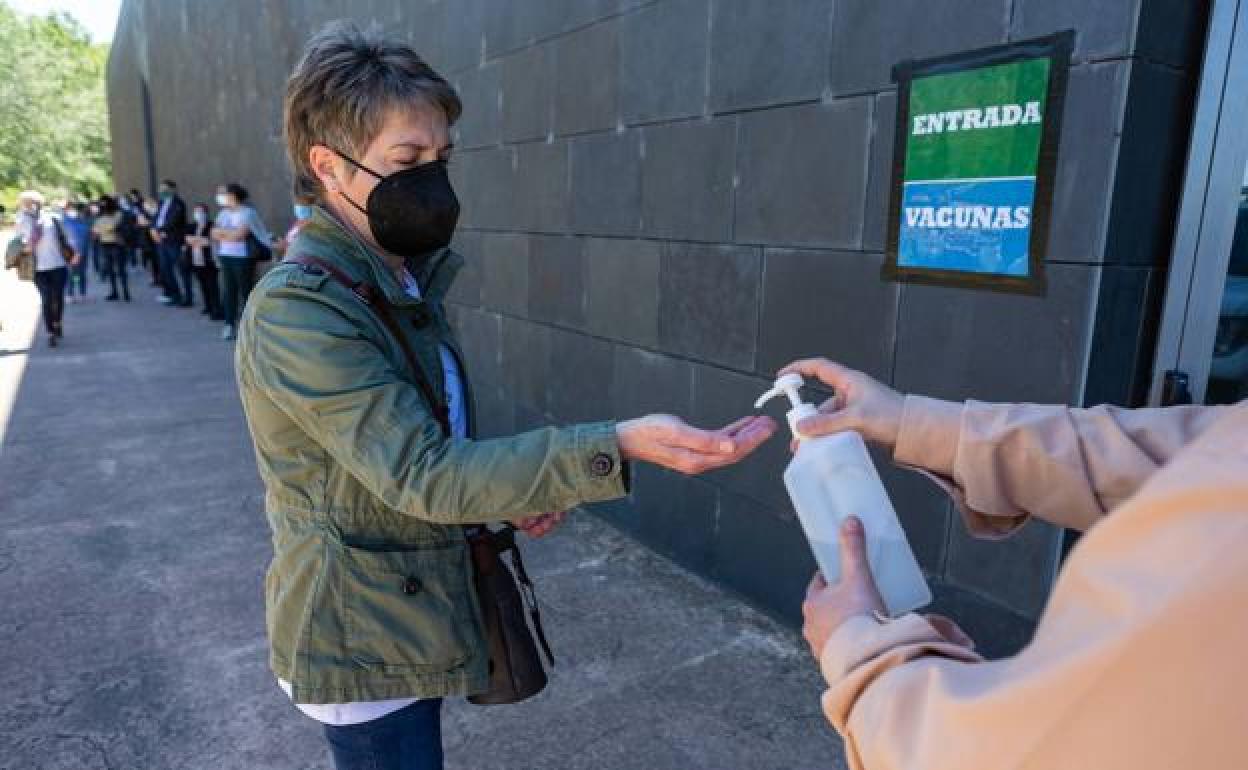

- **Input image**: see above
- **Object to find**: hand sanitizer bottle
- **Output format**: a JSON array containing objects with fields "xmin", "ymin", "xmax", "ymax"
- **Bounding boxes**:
[{"xmin": 755, "ymin": 373, "xmax": 931, "ymax": 616}]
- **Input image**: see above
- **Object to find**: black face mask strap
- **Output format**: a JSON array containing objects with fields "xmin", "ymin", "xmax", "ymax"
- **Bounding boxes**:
[{"xmin": 330, "ymin": 149, "xmax": 381, "ymax": 218}]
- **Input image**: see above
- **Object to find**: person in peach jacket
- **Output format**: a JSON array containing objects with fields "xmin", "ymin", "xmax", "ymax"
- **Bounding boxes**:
[{"xmin": 785, "ymin": 357, "xmax": 1246, "ymax": 770}]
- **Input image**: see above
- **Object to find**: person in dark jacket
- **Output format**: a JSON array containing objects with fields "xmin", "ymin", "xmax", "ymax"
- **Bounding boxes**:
[
  {"xmin": 153, "ymin": 179, "xmax": 190, "ymax": 306},
  {"xmin": 185, "ymin": 202, "xmax": 222, "ymax": 320}
]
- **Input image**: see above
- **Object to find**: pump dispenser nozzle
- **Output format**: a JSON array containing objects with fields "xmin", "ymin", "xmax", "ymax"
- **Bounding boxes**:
[{"xmin": 755, "ymin": 373, "xmax": 820, "ymax": 439}]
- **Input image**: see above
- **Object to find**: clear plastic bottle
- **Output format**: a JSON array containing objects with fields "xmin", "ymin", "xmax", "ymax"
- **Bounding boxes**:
[{"xmin": 756, "ymin": 373, "xmax": 931, "ymax": 616}]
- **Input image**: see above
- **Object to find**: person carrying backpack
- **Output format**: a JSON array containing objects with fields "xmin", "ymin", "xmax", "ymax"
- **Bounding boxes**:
[{"xmin": 13, "ymin": 190, "xmax": 79, "ymax": 347}]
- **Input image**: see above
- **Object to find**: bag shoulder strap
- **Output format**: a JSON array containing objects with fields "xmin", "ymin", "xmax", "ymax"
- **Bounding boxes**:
[{"xmin": 284, "ymin": 253, "xmax": 451, "ymax": 437}]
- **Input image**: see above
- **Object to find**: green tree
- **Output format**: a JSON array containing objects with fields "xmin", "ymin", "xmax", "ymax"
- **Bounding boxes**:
[{"xmin": 0, "ymin": 2, "xmax": 112, "ymax": 207}]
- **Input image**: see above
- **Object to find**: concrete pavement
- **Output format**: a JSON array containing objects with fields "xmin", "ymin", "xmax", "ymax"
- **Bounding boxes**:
[{"xmin": 0, "ymin": 261, "xmax": 845, "ymax": 769}]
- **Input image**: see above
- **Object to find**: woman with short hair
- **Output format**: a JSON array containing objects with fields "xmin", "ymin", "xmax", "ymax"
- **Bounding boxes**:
[
  {"xmin": 210, "ymin": 182, "xmax": 272, "ymax": 340},
  {"xmin": 235, "ymin": 21, "xmax": 775, "ymax": 770}
]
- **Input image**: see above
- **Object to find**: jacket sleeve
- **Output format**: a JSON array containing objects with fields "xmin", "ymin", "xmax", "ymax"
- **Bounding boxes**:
[
  {"xmin": 892, "ymin": 396, "xmax": 1229, "ymax": 536},
  {"xmin": 240, "ymin": 282, "xmax": 629, "ymax": 525}
]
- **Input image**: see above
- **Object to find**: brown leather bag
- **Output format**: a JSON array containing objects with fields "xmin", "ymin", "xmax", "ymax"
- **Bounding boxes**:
[{"xmin": 284, "ymin": 253, "xmax": 554, "ymax": 705}]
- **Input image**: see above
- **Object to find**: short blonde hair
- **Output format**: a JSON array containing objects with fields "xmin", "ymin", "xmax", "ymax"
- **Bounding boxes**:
[{"xmin": 283, "ymin": 21, "xmax": 461, "ymax": 202}]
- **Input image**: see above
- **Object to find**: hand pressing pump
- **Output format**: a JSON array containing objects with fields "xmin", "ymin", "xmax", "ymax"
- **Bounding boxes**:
[{"xmin": 756, "ymin": 373, "xmax": 931, "ymax": 616}]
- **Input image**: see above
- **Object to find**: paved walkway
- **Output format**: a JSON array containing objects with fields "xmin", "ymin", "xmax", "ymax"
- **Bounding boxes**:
[{"xmin": 0, "ymin": 260, "xmax": 845, "ymax": 770}]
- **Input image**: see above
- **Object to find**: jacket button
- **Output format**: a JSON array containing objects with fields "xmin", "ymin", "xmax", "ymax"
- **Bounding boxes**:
[
  {"xmin": 590, "ymin": 453, "xmax": 614, "ymax": 478},
  {"xmin": 402, "ymin": 576, "xmax": 421, "ymax": 595}
]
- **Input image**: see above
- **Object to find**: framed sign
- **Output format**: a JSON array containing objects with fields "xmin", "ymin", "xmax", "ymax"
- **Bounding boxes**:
[{"xmin": 883, "ymin": 32, "xmax": 1073, "ymax": 294}]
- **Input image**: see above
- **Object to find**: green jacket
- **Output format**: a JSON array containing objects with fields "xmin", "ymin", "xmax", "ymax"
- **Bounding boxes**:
[{"xmin": 235, "ymin": 209, "xmax": 628, "ymax": 703}]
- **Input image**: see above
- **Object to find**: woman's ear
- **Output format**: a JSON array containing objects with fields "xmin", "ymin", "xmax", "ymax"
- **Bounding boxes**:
[{"xmin": 309, "ymin": 146, "xmax": 340, "ymax": 193}]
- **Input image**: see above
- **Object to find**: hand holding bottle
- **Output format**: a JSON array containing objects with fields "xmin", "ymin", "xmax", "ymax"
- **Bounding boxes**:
[{"xmin": 778, "ymin": 358, "xmax": 905, "ymax": 450}]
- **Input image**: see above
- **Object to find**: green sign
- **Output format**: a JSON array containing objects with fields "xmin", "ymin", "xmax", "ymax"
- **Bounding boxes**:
[{"xmin": 884, "ymin": 33, "xmax": 1073, "ymax": 294}]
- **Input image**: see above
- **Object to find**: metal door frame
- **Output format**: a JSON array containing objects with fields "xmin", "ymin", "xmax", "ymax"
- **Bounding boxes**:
[{"xmin": 1150, "ymin": 0, "xmax": 1248, "ymax": 405}]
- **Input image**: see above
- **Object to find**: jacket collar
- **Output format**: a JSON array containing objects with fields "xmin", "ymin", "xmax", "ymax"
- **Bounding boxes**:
[{"xmin": 296, "ymin": 206, "xmax": 462, "ymax": 306}]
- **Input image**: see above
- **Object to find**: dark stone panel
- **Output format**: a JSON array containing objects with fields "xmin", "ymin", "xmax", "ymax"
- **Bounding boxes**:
[
  {"xmin": 471, "ymin": 382, "xmax": 518, "ymax": 439},
  {"xmin": 619, "ymin": 0, "xmax": 709, "ymax": 124},
  {"xmin": 640, "ymin": 118, "xmax": 736, "ymax": 242},
  {"xmin": 633, "ymin": 464, "xmax": 719, "ymax": 574},
  {"xmin": 924, "ymin": 578, "xmax": 1035, "ymax": 659},
  {"xmin": 1082, "ymin": 266, "xmax": 1161, "ymax": 407},
  {"xmin": 735, "ymin": 100, "xmax": 871, "ymax": 249},
  {"xmin": 863, "ymin": 90, "xmax": 897, "ymax": 253},
  {"xmin": 501, "ymin": 319, "xmax": 554, "ymax": 414},
  {"xmin": 708, "ymin": 0, "xmax": 832, "ymax": 112},
  {"xmin": 1105, "ymin": 60, "xmax": 1199, "ymax": 267},
  {"xmin": 1044, "ymin": 62, "xmax": 1128, "ymax": 264},
  {"xmin": 569, "ymin": 130, "xmax": 643, "ymax": 236},
  {"xmin": 946, "ymin": 516, "xmax": 1061, "ymax": 618},
  {"xmin": 501, "ymin": 43, "xmax": 555, "ymax": 143},
  {"xmin": 438, "ymin": 0, "xmax": 487, "ymax": 73},
  {"xmin": 713, "ymin": 489, "xmax": 816, "ymax": 626},
  {"xmin": 829, "ymin": 0, "xmax": 1009, "ymax": 95},
  {"xmin": 610, "ymin": 346, "xmax": 696, "ymax": 420},
  {"xmin": 449, "ymin": 305, "xmax": 504, "ymax": 389},
  {"xmin": 453, "ymin": 62, "xmax": 501, "ymax": 149},
  {"xmin": 447, "ymin": 229, "xmax": 484, "ymax": 307},
  {"xmin": 1009, "ymin": 0, "xmax": 1137, "ymax": 61},
  {"xmin": 658, "ymin": 242, "xmax": 762, "ymax": 370},
  {"xmin": 452, "ymin": 146, "xmax": 516, "ymax": 230},
  {"xmin": 757, "ymin": 249, "xmax": 899, "ymax": 381},
  {"xmin": 584, "ymin": 237, "xmax": 661, "ymax": 347},
  {"xmin": 875, "ymin": 460, "xmax": 951, "ymax": 576},
  {"xmin": 892, "ymin": 264, "xmax": 1099, "ymax": 406},
  {"xmin": 512, "ymin": 140, "xmax": 571, "ymax": 233},
  {"xmin": 689, "ymin": 363, "xmax": 793, "ymax": 513},
  {"xmin": 547, "ymin": 328, "xmax": 616, "ymax": 424},
  {"xmin": 1135, "ymin": 0, "xmax": 1210, "ymax": 70},
  {"xmin": 554, "ymin": 19, "xmax": 620, "ymax": 136},
  {"xmin": 479, "ymin": 232, "xmax": 531, "ymax": 317},
  {"xmin": 528, "ymin": 235, "xmax": 587, "ymax": 329}
]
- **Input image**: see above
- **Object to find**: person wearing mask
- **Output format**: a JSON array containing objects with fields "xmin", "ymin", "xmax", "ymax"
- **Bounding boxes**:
[
  {"xmin": 61, "ymin": 202, "xmax": 93, "ymax": 303},
  {"xmin": 152, "ymin": 179, "xmax": 190, "ymax": 307},
  {"xmin": 87, "ymin": 200, "xmax": 105, "ymax": 281},
  {"xmin": 93, "ymin": 195, "xmax": 130, "ymax": 302},
  {"xmin": 236, "ymin": 23, "xmax": 780, "ymax": 769},
  {"xmin": 788, "ymin": 357, "xmax": 1246, "ymax": 770},
  {"xmin": 15, "ymin": 190, "xmax": 78, "ymax": 347},
  {"xmin": 139, "ymin": 195, "xmax": 162, "ymax": 288},
  {"xmin": 272, "ymin": 192, "xmax": 316, "ymax": 259},
  {"xmin": 210, "ymin": 182, "xmax": 272, "ymax": 340},
  {"xmin": 185, "ymin": 202, "xmax": 222, "ymax": 320}
]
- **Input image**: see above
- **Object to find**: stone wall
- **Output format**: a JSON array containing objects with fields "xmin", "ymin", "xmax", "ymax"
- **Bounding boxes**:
[{"xmin": 107, "ymin": 0, "xmax": 1209, "ymax": 653}]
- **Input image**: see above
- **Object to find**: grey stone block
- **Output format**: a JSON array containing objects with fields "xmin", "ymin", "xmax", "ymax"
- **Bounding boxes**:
[
  {"xmin": 501, "ymin": 43, "xmax": 555, "ymax": 143},
  {"xmin": 735, "ymin": 100, "xmax": 871, "ymax": 248},
  {"xmin": 449, "ymin": 305, "xmax": 504, "ymax": 390},
  {"xmin": 471, "ymin": 382, "xmax": 518, "ymax": 438},
  {"xmin": 634, "ymin": 464, "xmax": 719, "ymax": 573},
  {"xmin": 875, "ymin": 460, "xmax": 951, "ymax": 575},
  {"xmin": 452, "ymin": 146, "xmax": 516, "ymax": 230},
  {"xmin": 547, "ymin": 328, "xmax": 616, "ymax": 423},
  {"xmin": 438, "ymin": 0, "xmax": 487, "ymax": 73},
  {"xmin": 709, "ymin": 0, "xmax": 832, "ymax": 112},
  {"xmin": 453, "ymin": 62, "xmax": 501, "ymax": 149},
  {"xmin": 659, "ymin": 242, "xmax": 762, "ymax": 370},
  {"xmin": 713, "ymin": 489, "xmax": 816, "ymax": 626},
  {"xmin": 863, "ymin": 90, "xmax": 897, "ymax": 253},
  {"xmin": 946, "ymin": 517, "xmax": 1061, "ymax": 618},
  {"xmin": 925, "ymin": 578, "xmax": 1035, "ymax": 658},
  {"xmin": 528, "ymin": 235, "xmax": 587, "ymax": 329},
  {"xmin": 570, "ymin": 130, "xmax": 642, "ymax": 236},
  {"xmin": 1044, "ymin": 62, "xmax": 1127, "ymax": 263},
  {"xmin": 511, "ymin": 140, "xmax": 570, "ymax": 233},
  {"xmin": 555, "ymin": 20, "xmax": 620, "ymax": 136},
  {"xmin": 689, "ymin": 363, "xmax": 793, "ymax": 513},
  {"xmin": 1136, "ymin": 0, "xmax": 1209, "ymax": 70},
  {"xmin": 484, "ymin": 0, "xmax": 540, "ymax": 58},
  {"xmin": 620, "ymin": 0, "xmax": 709, "ymax": 124},
  {"xmin": 480, "ymin": 232, "xmax": 531, "ymax": 317},
  {"xmin": 611, "ymin": 346, "xmax": 696, "ymax": 420},
  {"xmin": 447, "ymin": 229, "xmax": 484, "ymax": 307},
  {"xmin": 1083, "ymin": 265, "xmax": 1159, "ymax": 406},
  {"xmin": 1010, "ymin": 0, "xmax": 1136, "ymax": 61},
  {"xmin": 829, "ymin": 0, "xmax": 1009, "ymax": 95},
  {"xmin": 641, "ymin": 118, "xmax": 735, "ymax": 242},
  {"xmin": 758, "ymin": 249, "xmax": 898, "ymax": 381},
  {"xmin": 501, "ymin": 318, "xmax": 553, "ymax": 413},
  {"xmin": 892, "ymin": 264, "xmax": 1099, "ymax": 405},
  {"xmin": 584, "ymin": 237, "xmax": 661, "ymax": 347}
]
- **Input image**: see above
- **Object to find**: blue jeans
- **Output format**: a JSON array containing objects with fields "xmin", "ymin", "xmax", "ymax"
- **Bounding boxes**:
[{"xmin": 322, "ymin": 699, "xmax": 444, "ymax": 770}]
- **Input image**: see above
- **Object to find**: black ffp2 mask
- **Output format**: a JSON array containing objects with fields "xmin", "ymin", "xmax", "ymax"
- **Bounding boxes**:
[{"xmin": 335, "ymin": 151, "xmax": 460, "ymax": 259}]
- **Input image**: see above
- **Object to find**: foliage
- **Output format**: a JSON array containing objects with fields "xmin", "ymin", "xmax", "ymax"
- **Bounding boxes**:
[{"xmin": 0, "ymin": 2, "xmax": 111, "ymax": 209}]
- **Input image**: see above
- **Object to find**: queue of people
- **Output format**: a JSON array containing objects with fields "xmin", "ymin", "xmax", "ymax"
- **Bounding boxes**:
[{"xmin": 4, "ymin": 180, "xmax": 306, "ymax": 347}]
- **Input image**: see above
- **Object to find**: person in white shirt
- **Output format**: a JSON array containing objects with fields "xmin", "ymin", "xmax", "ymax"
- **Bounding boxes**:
[
  {"xmin": 15, "ymin": 190, "xmax": 78, "ymax": 348},
  {"xmin": 210, "ymin": 182, "xmax": 272, "ymax": 341}
]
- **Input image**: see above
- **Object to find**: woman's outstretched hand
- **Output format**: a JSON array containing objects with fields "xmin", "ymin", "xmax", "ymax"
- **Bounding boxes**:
[{"xmin": 616, "ymin": 414, "xmax": 777, "ymax": 475}]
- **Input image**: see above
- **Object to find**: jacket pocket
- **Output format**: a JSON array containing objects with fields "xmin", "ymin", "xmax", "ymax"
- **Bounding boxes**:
[{"xmin": 341, "ymin": 541, "xmax": 474, "ymax": 674}]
